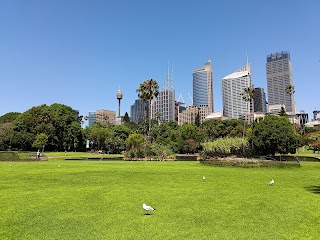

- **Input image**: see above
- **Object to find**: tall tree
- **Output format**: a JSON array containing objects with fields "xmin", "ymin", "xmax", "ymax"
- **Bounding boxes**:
[
  {"xmin": 136, "ymin": 79, "xmax": 159, "ymax": 134},
  {"xmin": 123, "ymin": 112, "xmax": 130, "ymax": 123},
  {"xmin": 241, "ymin": 85, "xmax": 255, "ymax": 138},
  {"xmin": 241, "ymin": 85, "xmax": 255, "ymax": 114},
  {"xmin": 285, "ymin": 84, "xmax": 295, "ymax": 130},
  {"xmin": 32, "ymin": 133, "xmax": 48, "ymax": 152},
  {"xmin": 279, "ymin": 106, "xmax": 287, "ymax": 116}
]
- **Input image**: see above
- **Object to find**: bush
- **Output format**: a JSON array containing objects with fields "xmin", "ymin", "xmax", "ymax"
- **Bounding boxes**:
[
  {"xmin": 201, "ymin": 137, "xmax": 249, "ymax": 158},
  {"xmin": 0, "ymin": 151, "xmax": 20, "ymax": 161},
  {"xmin": 201, "ymin": 158, "xmax": 300, "ymax": 168}
]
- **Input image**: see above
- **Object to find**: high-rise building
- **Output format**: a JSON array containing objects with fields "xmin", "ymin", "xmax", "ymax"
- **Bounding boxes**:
[
  {"xmin": 178, "ymin": 105, "xmax": 198, "ymax": 125},
  {"xmin": 222, "ymin": 64, "xmax": 252, "ymax": 118},
  {"xmin": 153, "ymin": 64, "xmax": 175, "ymax": 122},
  {"xmin": 266, "ymin": 51, "xmax": 296, "ymax": 114},
  {"xmin": 88, "ymin": 112, "xmax": 96, "ymax": 127},
  {"xmin": 254, "ymin": 87, "xmax": 267, "ymax": 113},
  {"xmin": 130, "ymin": 99, "xmax": 149, "ymax": 124},
  {"xmin": 193, "ymin": 60, "xmax": 213, "ymax": 122},
  {"xmin": 88, "ymin": 110, "xmax": 116, "ymax": 127}
]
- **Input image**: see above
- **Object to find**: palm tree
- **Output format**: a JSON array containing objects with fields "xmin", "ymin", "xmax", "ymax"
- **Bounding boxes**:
[
  {"xmin": 241, "ymin": 85, "xmax": 255, "ymax": 139},
  {"xmin": 155, "ymin": 111, "xmax": 161, "ymax": 126},
  {"xmin": 136, "ymin": 79, "xmax": 159, "ymax": 133},
  {"xmin": 285, "ymin": 84, "xmax": 295, "ymax": 124},
  {"xmin": 241, "ymin": 85, "xmax": 255, "ymax": 114}
]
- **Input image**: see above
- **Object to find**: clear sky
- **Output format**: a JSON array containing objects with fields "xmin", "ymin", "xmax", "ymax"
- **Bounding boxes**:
[{"xmin": 1, "ymin": 0, "xmax": 319, "ymax": 120}]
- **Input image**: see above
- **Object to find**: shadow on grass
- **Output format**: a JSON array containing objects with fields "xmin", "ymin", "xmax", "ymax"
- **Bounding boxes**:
[{"xmin": 305, "ymin": 186, "xmax": 320, "ymax": 194}]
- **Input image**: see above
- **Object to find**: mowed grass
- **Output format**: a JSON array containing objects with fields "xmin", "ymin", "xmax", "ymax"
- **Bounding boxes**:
[{"xmin": 1, "ymin": 160, "xmax": 320, "ymax": 239}]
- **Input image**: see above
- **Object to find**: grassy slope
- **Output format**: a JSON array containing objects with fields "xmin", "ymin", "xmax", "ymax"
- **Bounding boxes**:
[{"xmin": 0, "ymin": 160, "xmax": 319, "ymax": 239}]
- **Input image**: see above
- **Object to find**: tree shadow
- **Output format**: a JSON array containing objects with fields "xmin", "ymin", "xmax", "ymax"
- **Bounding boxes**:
[{"xmin": 305, "ymin": 186, "xmax": 320, "ymax": 194}]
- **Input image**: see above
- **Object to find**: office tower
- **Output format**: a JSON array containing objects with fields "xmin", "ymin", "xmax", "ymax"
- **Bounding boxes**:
[
  {"xmin": 222, "ymin": 64, "xmax": 252, "ymax": 118},
  {"xmin": 88, "ymin": 110, "xmax": 116, "ymax": 127},
  {"xmin": 154, "ymin": 64, "xmax": 175, "ymax": 122},
  {"xmin": 266, "ymin": 51, "xmax": 296, "ymax": 114},
  {"xmin": 130, "ymin": 99, "xmax": 149, "ymax": 124},
  {"xmin": 254, "ymin": 87, "xmax": 267, "ymax": 113},
  {"xmin": 178, "ymin": 105, "xmax": 198, "ymax": 125},
  {"xmin": 193, "ymin": 60, "xmax": 213, "ymax": 122},
  {"xmin": 88, "ymin": 112, "xmax": 96, "ymax": 127}
]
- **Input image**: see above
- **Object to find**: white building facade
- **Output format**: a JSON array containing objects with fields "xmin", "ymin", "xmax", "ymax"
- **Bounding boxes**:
[{"xmin": 222, "ymin": 64, "xmax": 252, "ymax": 118}]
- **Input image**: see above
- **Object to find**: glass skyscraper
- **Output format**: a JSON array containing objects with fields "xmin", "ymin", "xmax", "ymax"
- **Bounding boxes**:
[
  {"xmin": 192, "ymin": 60, "xmax": 213, "ymax": 121},
  {"xmin": 266, "ymin": 51, "xmax": 296, "ymax": 114}
]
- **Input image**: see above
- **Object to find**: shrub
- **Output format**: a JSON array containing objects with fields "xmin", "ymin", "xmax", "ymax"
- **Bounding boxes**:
[
  {"xmin": 201, "ymin": 137, "xmax": 249, "ymax": 158},
  {"xmin": 201, "ymin": 158, "xmax": 300, "ymax": 168}
]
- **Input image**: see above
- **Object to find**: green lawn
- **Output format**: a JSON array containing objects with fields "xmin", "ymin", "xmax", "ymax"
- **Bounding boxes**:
[{"xmin": 1, "ymin": 160, "xmax": 320, "ymax": 239}]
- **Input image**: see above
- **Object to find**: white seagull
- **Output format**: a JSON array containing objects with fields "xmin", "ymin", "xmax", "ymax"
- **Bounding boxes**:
[
  {"xmin": 268, "ymin": 179, "xmax": 274, "ymax": 186},
  {"xmin": 203, "ymin": 176, "xmax": 206, "ymax": 181},
  {"xmin": 142, "ymin": 203, "xmax": 155, "ymax": 214}
]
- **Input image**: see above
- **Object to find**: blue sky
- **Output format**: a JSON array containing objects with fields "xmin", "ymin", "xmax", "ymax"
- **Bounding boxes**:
[{"xmin": 1, "ymin": 0, "xmax": 319, "ymax": 120}]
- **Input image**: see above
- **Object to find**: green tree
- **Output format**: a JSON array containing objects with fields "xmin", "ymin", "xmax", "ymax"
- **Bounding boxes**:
[
  {"xmin": 0, "ymin": 122, "xmax": 13, "ymax": 150},
  {"xmin": 285, "ymin": 84, "xmax": 295, "ymax": 130},
  {"xmin": 279, "ymin": 107, "xmax": 287, "ymax": 116},
  {"xmin": 241, "ymin": 85, "xmax": 255, "ymax": 138},
  {"xmin": 177, "ymin": 123, "xmax": 202, "ymax": 153},
  {"xmin": 123, "ymin": 112, "xmax": 130, "ymax": 123},
  {"xmin": 136, "ymin": 79, "xmax": 159, "ymax": 133},
  {"xmin": 241, "ymin": 86, "xmax": 255, "ymax": 114},
  {"xmin": 126, "ymin": 133, "xmax": 144, "ymax": 151},
  {"xmin": 195, "ymin": 110, "xmax": 200, "ymax": 127},
  {"xmin": 0, "ymin": 112, "xmax": 20, "ymax": 124},
  {"xmin": 90, "ymin": 124, "xmax": 111, "ymax": 150},
  {"xmin": 251, "ymin": 115, "xmax": 297, "ymax": 156},
  {"xmin": 32, "ymin": 133, "xmax": 48, "ymax": 152}
]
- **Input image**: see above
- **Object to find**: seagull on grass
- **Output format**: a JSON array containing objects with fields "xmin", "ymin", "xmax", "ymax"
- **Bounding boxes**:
[
  {"xmin": 203, "ymin": 176, "xmax": 206, "ymax": 181},
  {"xmin": 142, "ymin": 203, "xmax": 156, "ymax": 214},
  {"xmin": 268, "ymin": 179, "xmax": 274, "ymax": 186}
]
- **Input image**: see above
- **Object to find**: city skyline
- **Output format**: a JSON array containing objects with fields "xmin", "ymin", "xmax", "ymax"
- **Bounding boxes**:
[{"xmin": 0, "ymin": 1, "xmax": 319, "ymax": 118}]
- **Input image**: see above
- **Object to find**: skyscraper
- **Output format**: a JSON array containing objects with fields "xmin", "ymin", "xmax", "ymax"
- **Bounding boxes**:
[
  {"xmin": 222, "ymin": 64, "xmax": 252, "ymax": 118},
  {"xmin": 253, "ymin": 87, "xmax": 267, "ymax": 113},
  {"xmin": 88, "ymin": 110, "xmax": 116, "ymax": 127},
  {"xmin": 266, "ymin": 51, "xmax": 296, "ymax": 114},
  {"xmin": 193, "ymin": 60, "xmax": 213, "ymax": 121},
  {"xmin": 130, "ymin": 99, "xmax": 149, "ymax": 124},
  {"xmin": 154, "ymin": 64, "xmax": 175, "ymax": 122}
]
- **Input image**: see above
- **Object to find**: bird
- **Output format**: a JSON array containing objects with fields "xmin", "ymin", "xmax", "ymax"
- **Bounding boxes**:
[
  {"xmin": 268, "ymin": 179, "xmax": 274, "ymax": 186},
  {"xmin": 203, "ymin": 176, "xmax": 206, "ymax": 181},
  {"xmin": 142, "ymin": 203, "xmax": 155, "ymax": 214}
]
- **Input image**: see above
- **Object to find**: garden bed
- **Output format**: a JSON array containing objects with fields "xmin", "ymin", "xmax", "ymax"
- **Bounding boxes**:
[{"xmin": 201, "ymin": 157, "xmax": 300, "ymax": 168}]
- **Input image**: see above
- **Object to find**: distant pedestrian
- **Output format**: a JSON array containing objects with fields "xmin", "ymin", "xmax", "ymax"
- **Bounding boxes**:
[
  {"xmin": 65, "ymin": 150, "xmax": 67, "ymax": 156},
  {"xmin": 37, "ymin": 150, "xmax": 40, "ymax": 159}
]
